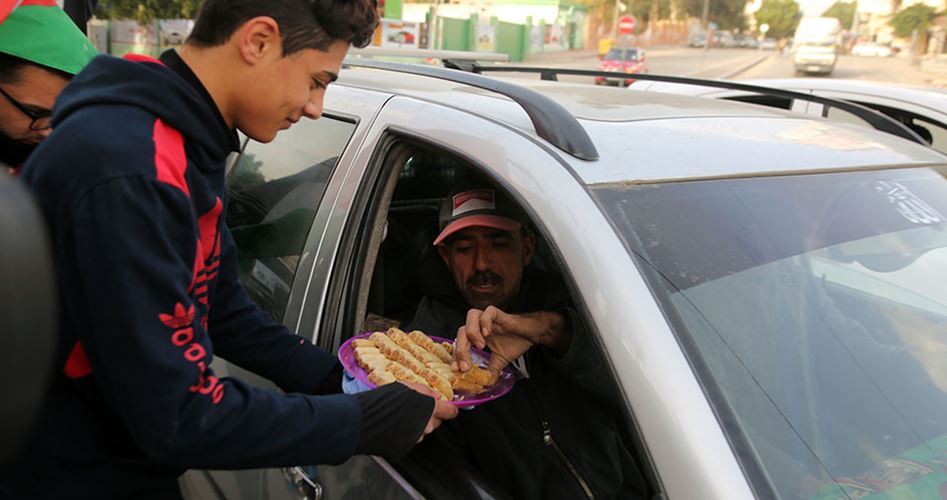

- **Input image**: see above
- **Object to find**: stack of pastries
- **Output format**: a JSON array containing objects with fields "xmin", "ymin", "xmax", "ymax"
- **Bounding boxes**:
[{"xmin": 352, "ymin": 328, "xmax": 497, "ymax": 401}]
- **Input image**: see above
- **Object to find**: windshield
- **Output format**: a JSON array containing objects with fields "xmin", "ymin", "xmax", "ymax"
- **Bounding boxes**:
[
  {"xmin": 592, "ymin": 167, "xmax": 947, "ymax": 499},
  {"xmin": 605, "ymin": 48, "xmax": 639, "ymax": 61}
]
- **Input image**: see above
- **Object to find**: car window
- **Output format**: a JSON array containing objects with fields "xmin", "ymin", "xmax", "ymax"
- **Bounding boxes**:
[
  {"xmin": 333, "ymin": 141, "xmax": 653, "ymax": 500},
  {"xmin": 604, "ymin": 48, "xmax": 639, "ymax": 61},
  {"xmin": 593, "ymin": 167, "xmax": 947, "ymax": 500},
  {"xmin": 226, "ymin": 116, "xmax": 356, "ymax": 321}
]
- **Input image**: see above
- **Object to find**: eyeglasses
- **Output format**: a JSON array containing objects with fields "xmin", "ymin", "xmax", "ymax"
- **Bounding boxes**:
[{"xmin": 0, "ymin": 86, "xmax": 53, "ymax": 131}]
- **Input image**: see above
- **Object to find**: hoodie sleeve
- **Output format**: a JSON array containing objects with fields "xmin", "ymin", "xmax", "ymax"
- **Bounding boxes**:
[
  {"xmin": 207, "ymin": 227, "xmax": 341, "ymax": 395},
  {"xmin": 64, "ymin": 176, "xmax": 430, "ymax": 468}
]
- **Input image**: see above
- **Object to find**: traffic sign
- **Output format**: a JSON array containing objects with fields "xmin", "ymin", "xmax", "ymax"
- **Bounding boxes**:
[
  {"xmin": 618, "ymin": 15, "xmax": 636, "ymax": 35},
  {"xmin": 759, "ymin": 23, "xmax": 770, "ymax": 34}
]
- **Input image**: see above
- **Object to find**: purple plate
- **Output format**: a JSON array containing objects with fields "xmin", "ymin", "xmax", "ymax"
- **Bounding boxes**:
[{"xmin": 338, "ymin": 332, "xmax": 516, "ymax": 407}]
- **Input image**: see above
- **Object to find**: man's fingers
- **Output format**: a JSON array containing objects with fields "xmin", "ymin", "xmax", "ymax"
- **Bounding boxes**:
[
  {"xmin": 453, "ymin": 326, "xmax": 473, "ymax": 372},
  {"xmin": 465, "ymin": 309, "xmax": 486, "ymax": 349},
  {"xmin": 480, "ymin": 306, "xmax": 497, "ymax": 339}
]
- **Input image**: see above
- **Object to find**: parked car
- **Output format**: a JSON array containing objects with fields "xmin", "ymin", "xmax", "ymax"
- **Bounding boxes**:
[
  {"xmin": 628, "ymin": 77, "xmax": 947, "ymax": 153},
  {"xmin": 760, "ymin": 37, "xmax": 778, "ymax": 50},
  {"xmin": 851, "ymin": 42, "xmax": 894, "ymax": 57},
  {"xmin": 179, "ymin": 61, "xmax": 947, "ymax": 500},
  {"xmin": 594, "ymin": 47, "xmax": 648, "ymax": 86},
  {"xmin": 387, "ymin": 30, "xmax": 415, "ymax": 45}
]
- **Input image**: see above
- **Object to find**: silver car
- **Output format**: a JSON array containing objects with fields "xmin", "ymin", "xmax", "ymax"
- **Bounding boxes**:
[
  {"xmin": 629, "ymin": 78, "xmax": 947, "ymax": 154},
  {"xmin": 181, "ymin": 62, "xmax": 947, "ymax": 500}
]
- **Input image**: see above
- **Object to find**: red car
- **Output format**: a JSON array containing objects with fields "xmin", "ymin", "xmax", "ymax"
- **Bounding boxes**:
[{"xmin": 595, "ymin": 47, "xmax": 649, "ymax": 87}]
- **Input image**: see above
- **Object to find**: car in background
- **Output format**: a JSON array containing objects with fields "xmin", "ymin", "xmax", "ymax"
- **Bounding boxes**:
[
  {"xmin": 792, "ymin": 17, "xmax": 842, "ymax": 74},
  {"xmin": 629, "ymin": 77, "xmax": 947, "ymax": 153},
  {"xmin": 716, "ymin": 30, "xmax": 736, "ymax": 48},
  {"xmin": 387, "ymin": 30, "xmax": 416, "ymax": 45},
  {"xmin": 760, "ymin": 37, "xmax": 778, "ymax": 50},
  {"xmin": 594, "ymin": 47, "xmax": 648, "ymax": 86},
  {"xmin": 851, "ymin": 42, "xmax": 894, "ymax": 57},
  {"xmin": 178, "ymin": 60, "xmax": 947, "ymax": 500}
]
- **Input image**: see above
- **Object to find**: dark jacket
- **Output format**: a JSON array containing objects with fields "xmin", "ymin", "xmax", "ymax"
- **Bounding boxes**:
[
  {"xmin": 407, "ymin": 265, "xmax": 648, "ymax": 500},
  {"xmin": 0, "ymin": 132, "xmax": 34, "ymax": 174},
  {"xmin": 2, "ymin": 52, "xmax": 432, "ymax": 498}
]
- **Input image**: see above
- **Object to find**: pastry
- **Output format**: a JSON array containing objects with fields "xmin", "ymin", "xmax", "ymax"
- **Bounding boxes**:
[
  {"xmin": 351, "ymin": 330, "xmax": 498, "ymax": 401},
  {"xmin": 409, "ymin": 330, "xmax": 452, "ymax": 363},
  {"xmin": 389, "ymin": 328, "xmax": 442, "ymax": 365}
]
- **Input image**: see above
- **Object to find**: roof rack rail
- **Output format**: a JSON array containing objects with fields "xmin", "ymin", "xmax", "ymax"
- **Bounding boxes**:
[
  {"xmin": 348, "ymin": 47, "xmax": 510, "ymax": 62},
  {"xmin": 468, "ymin": 66, "xmax": 928, "ymax": 146},
  {"xmin": 344, "ymin": 59, "xmax": 599, "ymax": 161}
]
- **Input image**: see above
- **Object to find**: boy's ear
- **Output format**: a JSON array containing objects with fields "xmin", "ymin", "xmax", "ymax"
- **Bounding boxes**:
[{"xmin": 235, "ymin": 16, "xmax": 282, "ymax": 65}]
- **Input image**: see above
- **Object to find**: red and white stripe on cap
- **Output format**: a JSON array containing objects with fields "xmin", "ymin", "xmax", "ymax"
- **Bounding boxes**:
[{"xmin": 451, "ymin": 189, "xmax": 495, "ymax": 217}]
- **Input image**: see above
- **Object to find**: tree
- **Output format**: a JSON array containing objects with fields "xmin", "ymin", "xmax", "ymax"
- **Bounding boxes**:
[
  {"xmin": 96, "ymin": 0, "xmax": 203, "ymax": 25},
  {"xmin": 821, "ymin": 1, "xmax": 856, "ymax": 29},
  {"xmin": 889, "ymin": 3, "xmax": 937, "ymax": 38},
  {"xmin": 755, "ymin": 0, "xmax": 801, "ymax": 38},
  {"xmin": 680, "ymin": 0, "xmax": 750, "ymax": 30}
]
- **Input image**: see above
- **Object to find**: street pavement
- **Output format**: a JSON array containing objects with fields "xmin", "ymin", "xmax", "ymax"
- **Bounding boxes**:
[{"xmin": 515, "ymin": 46, "xmax": 940, "ymax": 88}]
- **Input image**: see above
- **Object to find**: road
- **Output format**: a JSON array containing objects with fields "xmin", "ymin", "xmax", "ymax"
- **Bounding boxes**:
[{"xmin": 515, "ymin": 47, "xmax": 938, "ymax": 87}]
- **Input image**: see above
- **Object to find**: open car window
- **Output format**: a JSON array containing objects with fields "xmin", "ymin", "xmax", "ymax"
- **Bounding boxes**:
[{"xmin": 334, "ymin": 138, "xmax": 655, "ymax": 500}]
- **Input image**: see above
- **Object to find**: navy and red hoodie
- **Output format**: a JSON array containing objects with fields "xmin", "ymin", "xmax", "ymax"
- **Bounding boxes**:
[{"xmin": 2, "ymin": 52, "xmax": 433, "ymax": 498}]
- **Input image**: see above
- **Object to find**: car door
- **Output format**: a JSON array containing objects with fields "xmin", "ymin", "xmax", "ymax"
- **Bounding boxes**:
[{"xmin": 295, "ymin": 95, "xmax": 671, "ymax": 499}]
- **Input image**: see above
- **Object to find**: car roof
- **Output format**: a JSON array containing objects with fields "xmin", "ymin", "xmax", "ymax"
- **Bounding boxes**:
[
  {"xmin": 339, "ymin": 66, "xmax": 798, "ymax": 124},
  {"xmin": 745, "ymin": 78, "xmax": 947, "ymax": 99},
  {"xmin": 336, "ymin": 66, "xmax": 946, "ymax": 184}
]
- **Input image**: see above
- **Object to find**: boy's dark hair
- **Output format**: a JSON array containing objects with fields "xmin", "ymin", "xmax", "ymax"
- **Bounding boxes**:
[
  {"xmin": 0, "ymin": 52, "xmax": 72, "ymax": 84},
  {"xmin": 187, "ymin": 0, "xmax": 378, "ymax": 54}
]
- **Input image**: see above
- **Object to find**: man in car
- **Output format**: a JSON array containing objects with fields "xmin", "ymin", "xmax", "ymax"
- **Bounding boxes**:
[
  {"xmin": 3, "ymin": 0, "xmax": 456, "ymax": 498},
  {"xmin": 407, "ymin": 176, "xmax": 648, "ymax": 500},
  {"xmin": 0, "ymin": 2, "xmax": 97, "ymax": 174}
]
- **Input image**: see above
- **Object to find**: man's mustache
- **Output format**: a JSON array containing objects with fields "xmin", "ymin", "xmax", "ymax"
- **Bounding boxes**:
[{"xmin": 467, "ymin": 271, "xmax": 503, "ymax": 288}]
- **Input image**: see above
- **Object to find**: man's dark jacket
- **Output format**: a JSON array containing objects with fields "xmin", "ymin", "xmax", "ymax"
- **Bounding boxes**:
[{"xmin": 407, "ymin": 261, "xmax": 648, "ymax": 500}]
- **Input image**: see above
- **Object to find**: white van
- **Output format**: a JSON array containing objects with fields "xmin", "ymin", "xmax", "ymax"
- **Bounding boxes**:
[{"xmin": 792, "ymin": 17, "xmax": 842, "ymax": 75}]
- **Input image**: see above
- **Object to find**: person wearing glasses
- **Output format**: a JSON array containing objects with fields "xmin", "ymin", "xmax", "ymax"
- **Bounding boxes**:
[{"xmin": 0, "ymin": 2, "xmax": 97, "ymax": 175}]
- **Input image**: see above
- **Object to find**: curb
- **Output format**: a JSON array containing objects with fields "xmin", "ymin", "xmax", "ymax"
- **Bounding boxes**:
[{"xmin": 718, "ymin": 53, "xmax": 770, "ymax": 79}]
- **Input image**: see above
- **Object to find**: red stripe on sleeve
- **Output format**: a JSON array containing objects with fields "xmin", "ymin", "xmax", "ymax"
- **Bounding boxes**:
[
  {"xmin": 198, "ymin": 198, "xmax": 223, "ymax": 262},
  {"xmin": 124, "ymin": 53, "xmax": 165, "ymax": 65},
  {"xmin": 64, "ymin": 341, "xmax": 93, "ymax": 379},
  {"xmin": 152, "ymin": 119, "xmax": 190, "ymax": 197}
]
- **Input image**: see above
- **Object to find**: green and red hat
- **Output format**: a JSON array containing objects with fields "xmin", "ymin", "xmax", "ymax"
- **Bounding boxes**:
[{"xmin": 0, "ymin": 0, "xmax": 97, "ymax": 75}]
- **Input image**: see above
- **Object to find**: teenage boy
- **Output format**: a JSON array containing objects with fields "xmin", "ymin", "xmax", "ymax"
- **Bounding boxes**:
[{"xmin": 3, "ymin": 1, "xmax": 456, "ymax": 498}]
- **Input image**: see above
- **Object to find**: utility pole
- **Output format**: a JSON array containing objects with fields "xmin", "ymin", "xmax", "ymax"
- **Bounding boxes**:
[
  {"xmin": 613, "ymin": 0, "xmax": 622, "ymax": 38},
  {"xmin": 701, "ymin": 0, "xmax": 710, "ymax": 31},
  {"xmin": 850, "ymin": 0, "xmax": 860, "ymax": 41}
]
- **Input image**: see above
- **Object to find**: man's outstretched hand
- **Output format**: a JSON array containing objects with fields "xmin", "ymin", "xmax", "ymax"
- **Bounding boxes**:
[{"xmin": 453, "ymin": 307, "xmax": 571, "ymax": 375}]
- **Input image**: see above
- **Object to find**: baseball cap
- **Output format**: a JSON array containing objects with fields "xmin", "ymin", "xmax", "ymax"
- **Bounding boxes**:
[
  {"xmin": 0, "ymin": 2, "xmax": 98, "ymax": 76},
  {"xmin": 433, "ymin": 181, "xmax": 529, "ymax": 246}
]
